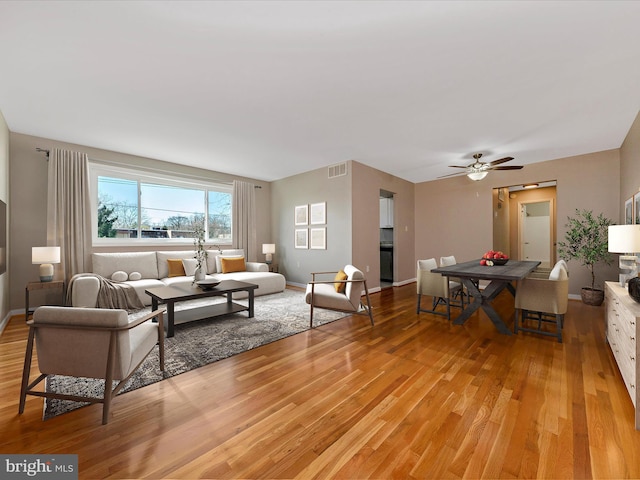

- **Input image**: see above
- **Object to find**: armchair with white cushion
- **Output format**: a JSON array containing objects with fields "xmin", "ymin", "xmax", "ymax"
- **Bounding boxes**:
[
  {"xmin": 304, "ymin": 264, "xmax": 374, "ymax": 328},
  {"xmin": 19, "ymin": 306, "xmax": 165, "ymax": 424}
]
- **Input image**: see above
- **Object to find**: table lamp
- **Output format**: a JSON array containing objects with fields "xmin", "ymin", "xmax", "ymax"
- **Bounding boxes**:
[
  {"xmin": 262, "ymin": 244, "xmax": 275, "ymax": 264},
  {"xmin": 32, "ymin": 246, "xmax": 60, "ymax": 282},
  {"xmin": 608, "ymin": 225, "xmax": 640, "ymax": 287}
]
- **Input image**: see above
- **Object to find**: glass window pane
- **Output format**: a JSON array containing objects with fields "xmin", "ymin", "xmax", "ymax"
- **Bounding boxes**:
[
  {"xmin": 97, "ymin": 176, "xmax": 138, "ymax": 238},
  {"xmin": 140, "ymin": 183, "xmax": 205, "ymax": 239},
  {"xmin": 208, "ymin": 190, "xmax": 232, "ymax": 242}
]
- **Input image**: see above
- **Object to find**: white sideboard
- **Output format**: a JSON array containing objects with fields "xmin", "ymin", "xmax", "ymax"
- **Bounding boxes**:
[{"xmin": 605, "ymin": 281, "xmax": 640, "ymax": 429}]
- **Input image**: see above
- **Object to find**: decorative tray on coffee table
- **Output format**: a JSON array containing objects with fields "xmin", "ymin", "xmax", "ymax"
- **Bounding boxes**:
[{"xmin": 196, "ymin": 280, "xmax": 221, "ymax": 291}]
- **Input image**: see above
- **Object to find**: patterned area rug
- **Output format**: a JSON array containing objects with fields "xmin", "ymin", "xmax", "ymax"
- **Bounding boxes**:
[{"xmin": 43, "ymin": 289, "xmax": 346, "ymax": 419}]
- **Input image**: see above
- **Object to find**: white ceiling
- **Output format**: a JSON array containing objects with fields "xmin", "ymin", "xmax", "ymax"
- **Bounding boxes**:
[{"xmin": 1, "ymin": 1, "xmax": 640, "ymax": 183}]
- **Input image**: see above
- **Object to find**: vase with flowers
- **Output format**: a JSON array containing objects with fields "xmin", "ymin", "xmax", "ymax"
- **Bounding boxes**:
[{"xmin": 193, "ymin": 224, "xmax": 208, "ymax": 283}]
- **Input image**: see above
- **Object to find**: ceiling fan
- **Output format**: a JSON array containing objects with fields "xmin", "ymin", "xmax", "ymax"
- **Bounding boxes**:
[{"xmin": 440, "ymin": 153, "xmax": 523, "ymax": 181}]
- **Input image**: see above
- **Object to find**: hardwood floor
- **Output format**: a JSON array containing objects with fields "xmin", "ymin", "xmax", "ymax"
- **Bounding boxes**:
[{"xmin": 2, "ymin": 284, "xmax": 640, "ymax": 479}]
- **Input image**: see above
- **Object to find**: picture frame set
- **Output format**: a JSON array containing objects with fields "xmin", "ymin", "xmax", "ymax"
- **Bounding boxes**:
[
  {"xmin": 294, "ymin": 202, "xmax": 326, "ymax": 249},
  {"xmin": 626, "ymin": 197, "xmax": 634, "ymax": 225}
]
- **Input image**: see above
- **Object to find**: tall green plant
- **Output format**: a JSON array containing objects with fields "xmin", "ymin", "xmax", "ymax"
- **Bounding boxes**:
[{"xmin": 558, "ymin": 209, "xmax": 613, "ymax": 290}]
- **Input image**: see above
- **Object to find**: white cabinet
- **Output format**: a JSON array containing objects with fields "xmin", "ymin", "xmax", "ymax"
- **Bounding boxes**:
[
  {"xmin": 379, "ymin": 198, "xmax": 394, "ymax": 228},
  {"xmin": 605, "ymin": 281, "xmax": 640, "ymax": 429}
]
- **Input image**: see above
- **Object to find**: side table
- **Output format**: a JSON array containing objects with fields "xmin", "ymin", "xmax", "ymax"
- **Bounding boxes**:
[{"xmin": 25, "ymin": 280, "xmax": 65, "ymax": 321}]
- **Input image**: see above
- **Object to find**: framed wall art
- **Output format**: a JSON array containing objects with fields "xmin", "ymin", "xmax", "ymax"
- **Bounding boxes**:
[
  {"xmin": 626, "ymin": 197, "xmax": 634, "ymax": 224},
  {"xmin": 310, "ymin": 202, "xmax": 326, "ymax": 225},
  {"xmin": 295, "ymin": 205, "xmax": 308, "ymax": 226},
  {"xmin": 634, "ymin": 193, "xmax": 640, "ymax": 224},
  {"xmin": 310, "ymin": 228, "xmax": 326, "ymax": 249},
  {"xmin": 294, "ymin": 228, "xmax": 308, "ymax": 249}
]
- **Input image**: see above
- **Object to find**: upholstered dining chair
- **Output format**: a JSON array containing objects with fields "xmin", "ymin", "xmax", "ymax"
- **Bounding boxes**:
[
  {"xmin": 439, "ymin": 255, "xmax": 466, "ymax": 308},
  {"xmin": 417, "ymin": 258, "xmax": 463, "ymax": 320},
  {"xmin": 19, "ymin": 306, "xmax": 166, "ymax": 424},
  {"xmin": 514, "ymin": 260, "xmax": 569, "ymax": 342},
  {"xmin": 305, "ymin": 264, "xmax": 374, "ymax": 328}
]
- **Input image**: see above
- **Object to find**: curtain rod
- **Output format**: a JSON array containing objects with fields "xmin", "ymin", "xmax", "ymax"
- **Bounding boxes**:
[{"xmin": 36, "ymin": 148, "xmax": 50, "ymax": 159}]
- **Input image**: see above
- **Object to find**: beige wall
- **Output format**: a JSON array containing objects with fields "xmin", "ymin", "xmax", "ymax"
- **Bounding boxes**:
[
  {"xmin": 0, "ymin": 110, "xmax": 8, "ymax": 325},
  {"xmin": 351, "ymin": 161, "xmax": 415, "ymax": 289},
  {"xmin": 620, "ymin": 111, "xmax": 640, "ymax": 223},
  {"xmin": 415, "ymin": 150, "xmax": 620, "ymax": 296},
  {"xmin": 8, "ymin": 132, "xmax": 272, "ymax": 311},
  {"xmin": 271, "ymin": 163, "xmax": 352, "ymax": 286}
]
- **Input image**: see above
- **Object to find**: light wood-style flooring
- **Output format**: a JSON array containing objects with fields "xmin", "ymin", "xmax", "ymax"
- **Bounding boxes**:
[{"xmin": 2, "ymin": 284, "xmax": 640, "ymax": 479}]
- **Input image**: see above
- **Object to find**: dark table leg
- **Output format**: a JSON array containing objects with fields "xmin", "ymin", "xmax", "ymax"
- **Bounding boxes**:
[
  {"xmin": 247, "ymin": 288, "xmax": 254, "ymax": 318},
  {"xmin": 453, "ymin": 278, "xmax": 512, "ymax": 335},
  {"xmin": 166, "ymin": 300, "xmax": 175, "ymax": 338}
]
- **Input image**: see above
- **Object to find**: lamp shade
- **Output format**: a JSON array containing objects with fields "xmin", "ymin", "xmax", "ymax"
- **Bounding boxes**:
[
  {"xmin": 262, "ymin": 244, "xmax": 276, "ymax": 255},
  {"xmin": 32, "ymin": 246, "xmax": 61, "ymax": 264},
  {"xmin": 608, "ymin": 225, "xmax": 640, "ymax": 253},
  {"xmin": 467, "ymin": 171, "xmax": 488, "ymax": 181}
]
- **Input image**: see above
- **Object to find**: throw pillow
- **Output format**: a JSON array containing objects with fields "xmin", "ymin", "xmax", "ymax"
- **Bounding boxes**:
[
  {"xmin": 215, "ymin": 255, "xmax": 244, "ymax": 273},
  {"xmin": 111, "ymin": 271, "xmax": 128, "ymax": 282},
  {"xmin": 221, "ymin": 257, "xmax": 246, "ymax": 273},
  {"xmin": 334, "ymin": 269, "xmax": 348, "ymax": 293},
  {"xmin": 182, "ymin": 258, "xmax": 198, "ymax": 276},
  {"xmin": 167, "ymin": 259, "xmax": 186, "ymax": 277},
  {"xmin": 128, "ymin": 271, "xmax": 142, "ymax": 281}
]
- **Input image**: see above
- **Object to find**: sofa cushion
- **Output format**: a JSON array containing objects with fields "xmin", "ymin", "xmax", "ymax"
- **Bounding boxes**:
[
  {"xmin": 156, "ymin": 251, "xmax": 198, "ymax": 278},
  {"xmin": 111, "ymin": 271, "xmax": 128, "ymax": 282},
  {"xmin": 211, "ymin": 249, "xmax": 245, "ymax": 273},
  {"xmin": 167, "ymin": 259, "xmax": 186, "ymax": 277},
  {"xmin": 221, "ymin": 257, "xmax": 246, "ymax": 273},
  {"xmin": 92, "ymin": 252, "xmax": 158, "ymax": 280},
  {"xmin": 128, "ymin": 271, "xmax": 142, "ymax": 281},
  {"xmin": 182, "ymin": 258, "xmax": 198, "ymax": 276}
]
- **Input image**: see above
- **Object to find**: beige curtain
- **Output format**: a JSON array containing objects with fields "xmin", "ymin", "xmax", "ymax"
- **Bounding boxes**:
[
  {"xmin": 232, "ymin": 180, "xmax": 257, "ymax": 261},
  {"xmin": 47, "ymin": 148, "xmax": 91, "ymax": 283}
]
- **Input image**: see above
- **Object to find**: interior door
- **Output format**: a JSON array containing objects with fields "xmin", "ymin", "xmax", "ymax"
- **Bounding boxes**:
[{"xmin": 520, "ymin": 200, "xmax": 552, "ymax": 268}]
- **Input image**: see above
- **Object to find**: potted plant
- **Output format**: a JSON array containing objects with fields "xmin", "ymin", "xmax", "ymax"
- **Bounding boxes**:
[
  {"xmin": 193, "ymin": 223, "xmax": 208, "ymax": 282},
  {"xmin": 558, "ymin": 209, "xmax": 613, "ymax": 306}
]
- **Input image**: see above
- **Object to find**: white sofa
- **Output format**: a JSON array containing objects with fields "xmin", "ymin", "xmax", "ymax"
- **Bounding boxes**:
[{"xmin": 70, "ymin": 249, "xmax": 286, "ymax": 307}]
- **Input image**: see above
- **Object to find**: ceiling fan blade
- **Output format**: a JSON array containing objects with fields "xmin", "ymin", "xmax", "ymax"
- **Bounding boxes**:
[
  {"xmin": 488, "ymin": 165, "xmax": 523, "ymax": 171},
  {"xmin": 448, "ymin": 165, "xmax": 469, "ymax": 169},
  {"xmin": 488, "ymin": 156, "xmax": 514, "ymax": 166},
  {"xmin": 437, "ymin": 171, "xmax": 467, "ymax": 178}
]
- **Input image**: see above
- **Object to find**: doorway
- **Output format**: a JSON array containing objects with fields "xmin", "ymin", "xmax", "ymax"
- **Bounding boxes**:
[
  {"xmin": 520, "ymin": 200, "xmax": 553, "ymax": 268},
  {"xmin": 493, "ymin": 181, "xmax": 557, "ymax": 266},
  {"xmin": 380, "ymin": 189, "xmax": 394, "ymax": 288}
]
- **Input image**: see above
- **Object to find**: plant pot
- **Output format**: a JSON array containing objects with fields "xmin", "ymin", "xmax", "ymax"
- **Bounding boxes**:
[{"xmin": 581, "ymin": 287, "xmax": 604, "ymax": 306}]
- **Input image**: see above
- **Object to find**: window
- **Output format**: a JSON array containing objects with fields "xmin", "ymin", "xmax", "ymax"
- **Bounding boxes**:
[{"xmin": 90, "ymin": 164, "xmax": 232, "ymax": 245}]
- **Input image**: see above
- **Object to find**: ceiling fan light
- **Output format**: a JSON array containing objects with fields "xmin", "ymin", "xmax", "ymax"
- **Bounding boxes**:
[{"xmin": 467, "ymin": 171, "xmax": 488, "ymax": 181}]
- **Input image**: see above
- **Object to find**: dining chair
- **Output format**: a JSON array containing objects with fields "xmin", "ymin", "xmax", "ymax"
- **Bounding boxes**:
[
  {"xmin": 514, "ymin": 260, "xmax": 569, "ymax": 342},
  {"xmin": 417, "ymin": 258, "xmax": 462, "ymax": 320},
  {"xmin": 439, "ymin": 255, "xmax": 466, "ymax": 308},
  {"xmin": 19, "ymin": 306, "xmax": 166, "ymax": 424}
]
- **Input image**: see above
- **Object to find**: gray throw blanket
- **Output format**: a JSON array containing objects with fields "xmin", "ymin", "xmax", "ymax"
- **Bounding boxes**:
[{"xmin": 66, "ymin": 273, "xmax": 145, "ymax": 311}]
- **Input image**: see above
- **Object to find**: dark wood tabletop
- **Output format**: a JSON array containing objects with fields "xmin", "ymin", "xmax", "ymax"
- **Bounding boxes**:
[
  {"xmin": 430, "ymin": 259, "xmax": 541, "ymax": 335},
  {"xmin": 431, "ymin": 259, "xmax": 540, "ymax": 281}
]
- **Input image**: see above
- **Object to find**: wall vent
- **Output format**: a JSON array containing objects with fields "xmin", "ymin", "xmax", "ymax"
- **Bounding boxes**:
[{"xmin": 328, "ymin": 162, "xmax": 347, "ymax": 179}]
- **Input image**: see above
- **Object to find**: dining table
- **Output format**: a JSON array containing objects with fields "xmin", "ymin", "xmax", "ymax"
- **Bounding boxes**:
[{"xmin": 431, "ymin": 259, "xmax": 541, "ymax": 335}]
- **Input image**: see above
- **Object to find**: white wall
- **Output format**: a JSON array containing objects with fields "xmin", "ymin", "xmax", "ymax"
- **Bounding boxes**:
[{"xmin": 0, "ymin": 110, "xmax": 9, "ymax": 328}]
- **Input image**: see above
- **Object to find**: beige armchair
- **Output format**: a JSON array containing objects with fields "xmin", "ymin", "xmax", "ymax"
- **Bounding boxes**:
[
  {"xmin": 304, "ymin": 264, "xmax": 374, "ymax": 328},
  {"xmin": 417, "ymin": 258, "xmax": 463, "ymax": 320},
  {"xmin": 514, "ymin": 261, "xmax": 569, "ymax": 342},
  {"xmin": 19, "ymin": 306, "xmax": 165, "ymax": 424}
]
